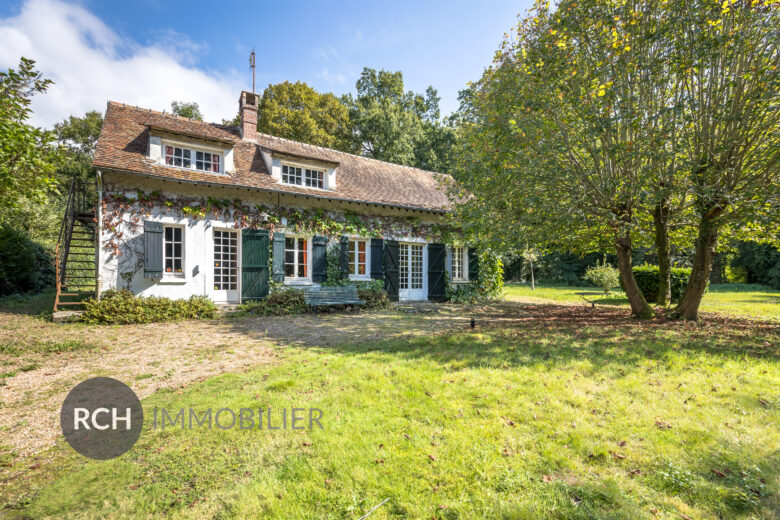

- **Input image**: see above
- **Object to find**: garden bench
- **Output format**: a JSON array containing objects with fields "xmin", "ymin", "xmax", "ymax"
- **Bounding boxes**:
[
  {"xmin": 575, "ymin": 291, "xmax": 610, "ymax": 308},
  {"xmin": 301, "ymin": 286, "xmax": 365, "ymax": 307}
]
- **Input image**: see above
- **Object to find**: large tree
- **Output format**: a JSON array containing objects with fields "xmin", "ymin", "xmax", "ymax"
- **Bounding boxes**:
[
  {"xmin": 54, "ymin": 110, "xmax": 103, "ymax": 182},
  {"xmin": 454, "ymin": 0, "xmax": 681, "ymax": 317},
  {"xmin": 0, "ymin": 58, "xmax": 62, "ymax": 232},
  {"xmin": 257, "ymin": 81, "xmax": 355, "ymax": 153},
  {"xmin": 669, "ymin": 0, "xmax": 779, "ymax": 319},
  {"xmin": 345, "ymin": 68, "xmax": 454, "ymax": 172}
]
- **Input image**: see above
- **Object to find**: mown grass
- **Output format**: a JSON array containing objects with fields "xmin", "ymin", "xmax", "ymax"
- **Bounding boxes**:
[
  {"xmin": 5, "ymin": 310, "xmax": 778, "ymax": 519},
  {"xmin": 505, "ymin": 283, "xmax": 780, "ymax": 320}
]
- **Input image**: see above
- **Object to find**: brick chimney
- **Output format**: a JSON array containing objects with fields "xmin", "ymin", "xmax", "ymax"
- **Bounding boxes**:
[{"xmin": 239, "ymin": 91, "xmax": 258, "ymax": 141}]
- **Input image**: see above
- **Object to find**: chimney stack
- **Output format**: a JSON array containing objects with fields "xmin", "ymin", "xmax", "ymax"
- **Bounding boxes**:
[{"xmin": 239, "ymin": 91, "xmax": 258, "ymax": 141}]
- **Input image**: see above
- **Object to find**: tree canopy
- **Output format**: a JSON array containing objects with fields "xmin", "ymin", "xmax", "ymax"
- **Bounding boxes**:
[
  {"xmin": 257, "ymin": 81, "xmax": 355, "ymax": 153},
  {"xmin": 344, "ymin": 68, "xmax": 455, "ymax": 172},
  {"xmin": 451, "ymin": 0, "xmax": 779, "ymax": 319},
  {"xmin": 0, "ymin": 58, "xmax": 62, "ymax": 231},
  {"xmin": 170, "ymin": 101, "xmax": 203, "ymax": 120}
]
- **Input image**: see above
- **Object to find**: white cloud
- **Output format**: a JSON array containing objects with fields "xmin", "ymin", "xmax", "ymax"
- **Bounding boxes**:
[{"xmin": 0, "ymin": 0, "xmax": 244, "ymax": 128}]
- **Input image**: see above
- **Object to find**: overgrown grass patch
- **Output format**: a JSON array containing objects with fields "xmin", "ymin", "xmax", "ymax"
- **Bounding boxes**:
[
  {"xmin": 0, "ymin": 338, "xmax": 98, "ymax": 357},
  {"xmin": 5, "ymin": 313, "xmax": 778, "ymax": 519}
]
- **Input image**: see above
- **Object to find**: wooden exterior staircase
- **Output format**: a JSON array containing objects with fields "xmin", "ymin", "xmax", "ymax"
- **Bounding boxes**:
[{"xmin": 54, "ymin": 180, "xmax": 97, "ymax": 312}]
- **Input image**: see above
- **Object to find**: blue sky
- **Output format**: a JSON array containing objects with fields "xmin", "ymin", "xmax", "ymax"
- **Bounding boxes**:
[{"xmin": 0, "ymin": 0, "xmax": 531, "ymax": 127}]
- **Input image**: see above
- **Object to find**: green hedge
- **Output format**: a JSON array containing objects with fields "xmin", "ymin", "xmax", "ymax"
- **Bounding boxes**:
[
  {"xmin": 79, "ymin": 290, "xmax": 218, "ymax": 324},
  {"xmin": 0, "ymin": 226, "xmax": 55, "ymax": 296},
  {"xmin": 622, "ymin": 265, "xmax": 694, "ymax": 303}
]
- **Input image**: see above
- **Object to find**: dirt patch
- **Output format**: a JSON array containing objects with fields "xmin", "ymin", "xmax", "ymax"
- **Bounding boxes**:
[{"xmin": 0, "ymin": 303, "xmax": 491, "ymax": 460}]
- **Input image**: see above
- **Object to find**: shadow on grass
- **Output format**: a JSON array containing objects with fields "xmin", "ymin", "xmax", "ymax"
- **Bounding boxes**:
[
  {"xmin": 0, "ymin": 290, "xmax": 55, "ymax": 317},
  {"xmin": 224, "ymin": 301, "xmax": 780, "ymax": 370}
]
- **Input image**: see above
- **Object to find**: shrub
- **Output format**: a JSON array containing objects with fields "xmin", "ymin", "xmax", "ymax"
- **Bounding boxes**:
[
  {"xmin": 0, "ymin": 226, "xmax": 55, "ymax": 296},
  {"xmin": 239, "ymin": 287, "xmax": 306, "ymax": 316},
  {"xmin": 446, "ymin": 282, "xmax": 482, "ymax": 304},
  {"xmin": 584, "ymin": 262, "xmax": 620, "ymax": 293},
  {"xmin": 626, "ymin": 265, "xmax": 695, "ymax": 303},
  {"xmin": 474, "ymin": 249, "xmax": 505, "ymax": 300},
  {"xmin": 357, "ymin": 288, "xmax": 390, "ymax": 310},
  {"xmin": 79, "ymin": 289, "xmax": 217, "ymax": 324}
]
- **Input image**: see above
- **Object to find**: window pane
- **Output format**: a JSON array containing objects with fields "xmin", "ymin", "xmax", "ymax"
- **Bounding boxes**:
[{"xmin": 358, "ymin": 263, "xmax": 365, "ymax": 275}]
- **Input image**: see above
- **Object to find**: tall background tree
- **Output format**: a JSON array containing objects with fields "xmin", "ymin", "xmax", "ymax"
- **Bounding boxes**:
[
  {"xmin": 344, "ymin": 68, "xmax": 455, "ymax": 172},
  {"xmin": 257, "ymin": 81, "xmax": 355, "ymax": 153},
  {"xmin": 170, "ymin": 101, "xmax": 203, "ymax": 120}
]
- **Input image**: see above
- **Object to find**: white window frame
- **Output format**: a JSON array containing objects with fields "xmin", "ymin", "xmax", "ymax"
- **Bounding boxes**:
[
  {"xmin": 348, "ymin": 239, "xmax": 371, "ymax": 280},
  {"xmin": 451, "ymin": 246, "xmax": 469, "ymax": 282},
  {"xmin": 281, "ymin": 162, "xmax": 326, "ymax": 190},
  {"xmin": 161, "ymin": 140, "xmax": 223, "ymax": 174},
  {"xmin": 284, "ymin": 235, "xmax": 312, "ymax": 283},
  {"xmin": 163, "ymin": 225, "xmax": 185, "ymax": 278}
]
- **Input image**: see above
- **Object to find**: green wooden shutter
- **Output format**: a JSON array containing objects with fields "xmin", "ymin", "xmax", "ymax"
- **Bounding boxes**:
[
  {"xmin": 383, "ymin": 240, "xmax": 400, "ymax": 301},
  {"xmin": 370, "ymin": 238, "xmax": 384, "ymax": 281},
  {"xmin": 143, "ymin": 221, "xmax": 163, "ymax": 279},
  {"xmin": 468, "ymin": 247, "xmax": 479, "ymax": 282},
  {"xmin": 241, "ymin": 229, "xmax": 269, "ymax": 302},
  {"xmin": 272, "ymin": 232, "xmax": 286, "ymax": 282},
  {"xmin": 312, "ymin": 236, "xmax": 327, "ymax": 283},
  {"xmin": 339, "ymin": 235, "xmax": 349, "ymax": 279},
  {"xmin": 427, "ymin": 243, "xmax": 446, "ymax": 302}
]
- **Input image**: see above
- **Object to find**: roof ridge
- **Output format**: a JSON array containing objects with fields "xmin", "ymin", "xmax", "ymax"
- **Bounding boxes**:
[
  {"xmin": 108, "ymin": 101, "xmax": 237, "ymax": 130},
  {"xmin": 255, "ymin": 131, "xmax": 447, "ymax": 178}
]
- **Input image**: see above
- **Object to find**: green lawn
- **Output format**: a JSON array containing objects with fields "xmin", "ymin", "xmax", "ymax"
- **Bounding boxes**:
[
  {"xmin": 505, "ymin": 283, "xmax": 780, "ymax": 320},
  {"xmin": 7, "ymin": 307, "xmax": 778, "ymax": 519}
]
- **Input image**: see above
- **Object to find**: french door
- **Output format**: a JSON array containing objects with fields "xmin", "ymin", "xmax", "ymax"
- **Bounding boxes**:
[
  {"xmin": 399, "ymin": 243, "xmax": 426, "ymax": 301},
  {"xmin": 212, "ymin": 229, "xmax": 239, "ymax": 303}
]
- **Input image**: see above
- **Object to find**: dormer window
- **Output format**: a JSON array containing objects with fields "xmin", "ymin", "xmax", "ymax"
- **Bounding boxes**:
[
  {"xmin": 282, "ymin": 164, "xmax": 324, "ymax": 189},
  {"xmin": 163, "ymin": 144, "xmax": 221, "ymax": 174}
]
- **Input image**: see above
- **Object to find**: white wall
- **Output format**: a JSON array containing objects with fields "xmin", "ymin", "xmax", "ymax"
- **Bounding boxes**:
[{"xmin": 97, "ymin": 173, "xmax": 446, "ymax": 303}]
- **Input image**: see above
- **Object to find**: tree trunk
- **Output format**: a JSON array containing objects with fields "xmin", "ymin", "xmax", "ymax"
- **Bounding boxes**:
[
  {"xmin": 653, "ymin": 200, "xmax": 672, "ymax": 306},
  {"xmin": 615, "ymin": 231, "xmax": 655, "ymax": 318},
  {"xmin": 530, "ymin": 260, "xmax": 535, "ymax": 290},
  {"xmin": 673, "ymin": 210, "xmax": 722, "ymax": 320}
]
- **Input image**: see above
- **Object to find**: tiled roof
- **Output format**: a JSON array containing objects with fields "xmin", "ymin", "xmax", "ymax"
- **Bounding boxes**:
[{"xmin": 93, "ymin": 102, "xmax": 452, "ymax": 212}]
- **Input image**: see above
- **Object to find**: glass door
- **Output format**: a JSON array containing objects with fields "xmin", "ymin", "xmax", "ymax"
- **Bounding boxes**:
[
  {"xmin": 399, "ymin": 243, "xmax": 426, "ymax": 301},
  {"xmin": 212, "ymin": 229, "xmax": 239, "ymax": 303}
]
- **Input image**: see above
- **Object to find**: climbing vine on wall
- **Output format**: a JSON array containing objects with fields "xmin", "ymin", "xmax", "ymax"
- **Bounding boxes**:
[{"xmin": 101, "ymin": 188, "xmax": 453, "ymax": 257}]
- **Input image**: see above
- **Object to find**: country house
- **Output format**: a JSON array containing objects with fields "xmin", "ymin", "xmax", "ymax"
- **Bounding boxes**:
[{"xmin": 54, "ymin": 91, "xmax": 475, "ymax": 309}]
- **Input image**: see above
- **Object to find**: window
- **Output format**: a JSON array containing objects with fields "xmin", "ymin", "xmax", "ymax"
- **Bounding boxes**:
[
  {"xmin": 452, "ymin": 247, "xmax": 467, "ymax": 281},
  {"xmin": 349, "ymin": 239, "xmax": 369, "ymax": 278},
  {"xmin": 164, "ymin": 226, "xmax": 184, "ymax": 276},
  {"xmin": 163, "ymin": 144, "xmax": 221, "ymax": 173},
  {"xmin": 164, "ymin": 146, "xmax": 190, "ymax": 168},
  {"xmin": 284, "ymin": 236, "xmax": 309, "ymax": 280},
  {"xmin": 282, "ymin": 164, "xmax": 324, "ymax": 189},
  {"xmin": 195, "ymin": 151, "xmax": 220, "ymax": 173}
]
